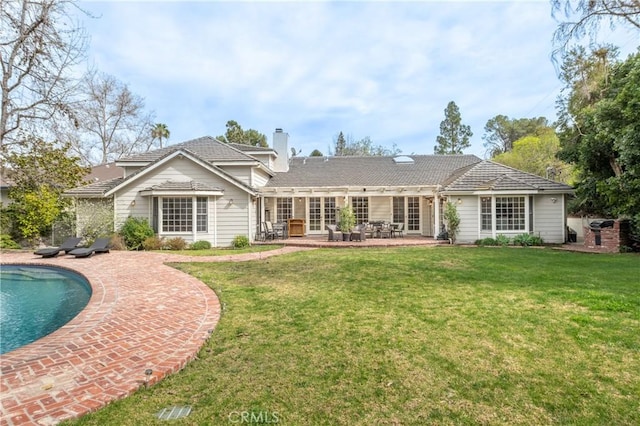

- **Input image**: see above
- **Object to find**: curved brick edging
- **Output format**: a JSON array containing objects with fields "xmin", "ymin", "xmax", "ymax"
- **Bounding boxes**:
[{"xmin": 0, "ymin": 251, "xmax": 227, "ymax": 426}]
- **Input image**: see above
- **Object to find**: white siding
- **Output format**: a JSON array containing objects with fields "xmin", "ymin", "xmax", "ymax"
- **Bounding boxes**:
[
  {"xmin": 533, "ymin": 195, "xmax": 566, "ymax": 244},
  {"xmin": 219, "ymin": 166, "xmax": 251, "ymax": 185},
  {"xmin": 113, "ymin": 157, "xmax": 252, "ymax": 247},
  {"xmin": 453, "ymin": 196, "xmax": 478, "ymax": 244}
]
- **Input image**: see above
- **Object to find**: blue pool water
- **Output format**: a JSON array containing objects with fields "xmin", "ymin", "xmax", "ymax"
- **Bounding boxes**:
[{"xmin": 0, "ymin": 265, "xmax": 92, "ymax": 354}]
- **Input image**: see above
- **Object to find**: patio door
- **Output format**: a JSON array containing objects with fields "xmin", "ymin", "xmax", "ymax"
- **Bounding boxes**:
[
  {"xmin": 308, "ymin": 196, "xmax": 337, "ymax": 234},
  {"xmin": 393, "ymin": 196, "xmax": 421, "ymax": 233}
]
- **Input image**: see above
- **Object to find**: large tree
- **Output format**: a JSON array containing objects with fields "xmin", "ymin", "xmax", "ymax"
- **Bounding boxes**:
[
  {"xmin": 434, "ymin": 101, "xmax": 473, "ymax": 155},
  {"xmin": 493, "ymin": 129, "xmax": 574, "ymax": 184},
  {"xmin": 4, "ymin": 136, "xmax": 89, "ymax": 242},
  {"xmin": 216, "ymin": 120, "xmax": 268, "ymax": 147},
  {"xmin": 482, "ymin": 115, "xmax": 550, "ymax": 157},
  {"xmin": 557, "ymin": 48, "xmax": 640, "ymax": 223},
  {"xmin": 552, "ymin": 1, "xmax": 640, "ymax": 56},
  {"xmin": 0, "ymin": 0, "xmax": 89, "ymax": 153},
  {"xmin": 70, "ymin": 71, "xmax": 156, "ymax": 165}
]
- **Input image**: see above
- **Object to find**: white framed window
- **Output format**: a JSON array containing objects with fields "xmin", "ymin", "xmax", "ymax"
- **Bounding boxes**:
[
  {"xmin": 351, "ymin": 197, "xmax": 369, "ymax": 224},
  {"xmin": 276, "ymin": 197, "xmax": 292, "ymax": 222},
  {"xmin": 495, "ymin": 196, "xmax": 525, "ymax": 231},
  {"xmin": 160, "ymin": 197, "xmax": 208, "ymax": 233},
  {"xmin": 481, "ymin": 197, "xmax": 492, "ymax": 231}
]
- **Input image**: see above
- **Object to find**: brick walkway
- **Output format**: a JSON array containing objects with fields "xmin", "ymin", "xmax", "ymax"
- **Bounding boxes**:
[{"xmin": 0, "ymin": 247, "xmax": 311, "ymax": 426}]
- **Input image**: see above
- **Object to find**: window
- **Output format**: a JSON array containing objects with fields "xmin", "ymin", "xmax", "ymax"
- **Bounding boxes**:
[
  {"xmin": 160, "ymin": 197, "xmax": 208, "ymax": 233},
  {"xmin": 276, "ymin": 197, "xmax": 292, "ymax": 222},
  {"xmin": 495, "ymin": 196, "xmax": 525, "ymax": 231},
  {"xmin": 407, "ymin": 196, "xmax": 420, "ymax": 231},
  {"xmin": 351, "ymin": 197, "xmax": 369, "ymax": 224},
  {"xmin": 392, "ymin": 197, "xmax": 404, "ymax": 224},
  {"xmin": 481, "ymin": 197, "xmax": 492, "ymax": 231},
  {"xmin": 324, "ymin": 197, "xmax": 336, "ymax": 225},
  {"xmin": 196, "ymin": 197, "xmax": 207, "ymax": 232},
  {"xmin": 162, "ymin": 197, "xmax": 192, "ymax": 232},
  {"xmin": 309, "ymin": 197, "xmax": 321, "ymax": 231}
]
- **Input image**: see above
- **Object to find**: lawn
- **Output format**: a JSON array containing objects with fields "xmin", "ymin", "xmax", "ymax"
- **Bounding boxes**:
[{"xmin": 67, "ymin": 247, "xmax": 639, "ymax": 425}]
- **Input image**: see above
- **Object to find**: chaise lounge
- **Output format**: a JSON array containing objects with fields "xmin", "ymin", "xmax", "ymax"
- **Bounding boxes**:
[
  {"xmin": 68, "ymin": 237, "xmax": 111, "ymax": 258},
  {"xmin": 34, "ymin": 237, "xmax": 82, "ymax": 258}
]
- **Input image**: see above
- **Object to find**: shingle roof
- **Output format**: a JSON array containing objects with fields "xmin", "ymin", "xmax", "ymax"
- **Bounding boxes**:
[
  {"xmin": 64, "ymin": 177, "xmax": 124, "ymax": 197},
  {"xmin": 264, "ymin": 155, "xmax": 482, "ymax": 188},
  {"xmin": 441, "ymin": 160, "xmax": 573, "ymax": 192},
  {"xmin": 142, "ymin": 180, "xmax": 223, "ymax": 192},
  {"xmin": 118, "ymin": 136, "xmax": 256, "ymax": 163}
]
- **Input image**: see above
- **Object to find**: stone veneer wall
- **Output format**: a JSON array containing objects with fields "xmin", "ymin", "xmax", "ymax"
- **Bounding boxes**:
[{"xmin": 583, "ymin": 219, "xmax": 631, "ymax": 253}]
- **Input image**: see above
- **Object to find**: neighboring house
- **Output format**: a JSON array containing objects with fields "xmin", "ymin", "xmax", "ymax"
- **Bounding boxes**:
[{"xmin": 65, "ymin": 129, "xmax": 574, "ymax": 246}]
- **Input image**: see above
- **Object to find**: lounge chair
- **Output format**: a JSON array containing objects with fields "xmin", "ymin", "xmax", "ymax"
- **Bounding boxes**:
[
  {"xmin": 350, "ymin": 224, "xmax": 366, "ymax": 242},
  {"xmin": 391, "ymin": 223, "xmax": 404, "ymax": 238},
  {"xmin": 326, "ymin": 224, "xmax": 342, "ymax": 241},
  {"xmin": 68, "ymin": 238, "xmax": 111, "ymax": 258},
  {"xmin": 34, "ymin": 237, "xmax": 82, "ymax": 258}
]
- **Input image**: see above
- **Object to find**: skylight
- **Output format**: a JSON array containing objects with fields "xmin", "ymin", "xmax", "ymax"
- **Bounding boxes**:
[{"xmin": 393, "ymin": 156, "xmax": 414, "ymax": 164}]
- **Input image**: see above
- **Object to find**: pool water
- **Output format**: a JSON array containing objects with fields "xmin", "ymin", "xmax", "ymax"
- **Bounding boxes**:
[{"xmin": 0, "ymin": 265, "xmax": 92, "ymax": 354}]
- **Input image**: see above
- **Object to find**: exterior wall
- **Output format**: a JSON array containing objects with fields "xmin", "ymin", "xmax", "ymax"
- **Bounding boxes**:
[
  {"xmin": 220, "ymin": 165, "xmax": 251, "ymax": 185},
  {"xmin": 251, "ymin": 168, "xmax": 270, "ymax": 188},
  {"xmin": 451, "ymin": 196, "xmax": 479, "ymax": 244},
  {"xmin": 368, "ymin": 196, "xmax": 391, "ymax": 222},
  {"xmin": 533, "ymin": 195, "xmax": 566, "ymax": 244},
  {"xmin": 113, "ymin": 157, "xmax": 251, "ymax": 247}
]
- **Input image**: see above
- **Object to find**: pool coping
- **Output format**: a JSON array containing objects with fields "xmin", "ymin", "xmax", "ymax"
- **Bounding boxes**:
[{"xmin": 0, "ymin": 250, "xmax": 226, "ymax": 426}]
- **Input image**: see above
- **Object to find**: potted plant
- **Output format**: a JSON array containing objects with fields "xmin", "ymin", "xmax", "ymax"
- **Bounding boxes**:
[{"xmin": 338, "ymin": 204, "xmax": 356, "ymax": 240}]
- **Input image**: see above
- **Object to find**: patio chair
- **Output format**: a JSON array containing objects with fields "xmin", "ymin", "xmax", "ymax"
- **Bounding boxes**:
[
  {"xmin": 34, "ymin": 237, "xmax": 82, "ymax": 258},
  {"xmin": 265, "ymin": 221, "xmax": 282, "ymax": 239},
  {"xmin": 379, "ymin": 223, "xmax": 392, "ymax": 238},
  {"xmin": 68, "ymin": 238, "xmax": 111, "ymax": 258},
  {"xmin": 391, "ymin": 223, "xmax": 404, "ymax": 238},
  {"xmin": 350, "ymin": 224, "xmax": 367, "ymax": 242},
  {"xmin": 262, "ymin": 222, "xmax": 276, "ymax": 240},
  {"xmin": 326, "ymin": 224, "xmax": 342, "ymax": 241}
]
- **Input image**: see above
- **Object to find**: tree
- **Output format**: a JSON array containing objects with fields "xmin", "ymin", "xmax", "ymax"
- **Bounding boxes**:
[
  {"xmin": 332, "ymin": 133, "xmax": 400, "ymax": 156},
  {"xmin": 72, "ymin": 71, "xmax": 156, "ymax": 165},
  {"xmin": 557, "ymin": 49, "xmax": 640, "ymax": 225},
  {"xmin": 216, "ymin": 120, "xmax": 268, "ymax": 147},
  {"xmin": 151, "ymin": 123, "xmax": 170, "ymax": 149},
  {"xmin": 309, "ymin": 149, "xmax": 323, "ymax": 157},
  {"xmin": 5, "ymin": 136, "xmax": 89, "ymax": 242},
  {"xmin": 552, "ymin": 1, "xmax": 640, "ymax": 56},
  {"xmin": 482, "ymin": 115, "xmax": 550, "ymax": 157},
  {"xmin": 434, "ymin": 101, "xmax": 473, "ymax": 155},
  {"xmin": 0, "ymin": 0, "xmax": 89, "ymax": 154},
  {"xmin": 493, "ymin": 129, "xmax": 575, "ymax": 184}
]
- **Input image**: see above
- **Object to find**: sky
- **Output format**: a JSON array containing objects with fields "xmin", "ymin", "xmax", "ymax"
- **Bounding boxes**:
[{"xmin": 75, "ymin": 1, "xmax": 639, "ymax": 158}]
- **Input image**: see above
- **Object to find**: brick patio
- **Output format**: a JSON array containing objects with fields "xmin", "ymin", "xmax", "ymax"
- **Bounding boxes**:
[{"xmin": 0, "ymin": 241, "xmax": 436, "ymax": 425}]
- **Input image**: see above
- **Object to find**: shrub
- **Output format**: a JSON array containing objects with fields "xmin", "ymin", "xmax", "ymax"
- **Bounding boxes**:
[
  {"xmin": 444, "ymin": 201, "xmax": 460, "ymax": 243},
  {"xmin": 495, "ymin": 234, "xmax": 511, "ymax": 246},
  {"xmin": 475, "ymin": 237, "xmax": 498, "ymax": 246},
  {"xmin": 109, "ymin": 234, "xmax": 127, "ymax": 251},
  {"xmin": 0, "ymin": 234, "xmax": 20, "ymax": 249},
  {"xmin": 232, "ymin": 235, "xmax": 250, "ymax": 249},
  {"xmin": 143, "ymin": 236, "xmax": 164, "ymax": 251},
  {"xmin": 190, "ymin": 240, "xmax": 211, "ymax": 250},
  {"xmin": 119, "ymin": 216, "xmax": 155, "ymax": 250},
  {"xmin": 164, "ymin": 237, "xmax": 188, "ymax": 251},
  {"xmin": 513, "ymin": 233, "xmax": 544, "ymax": 246}
]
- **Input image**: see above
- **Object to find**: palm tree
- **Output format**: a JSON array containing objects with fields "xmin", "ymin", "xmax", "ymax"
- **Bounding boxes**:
[{"xmin": 151, "ymin": 123, "xmax": 170, "ymax": 149}]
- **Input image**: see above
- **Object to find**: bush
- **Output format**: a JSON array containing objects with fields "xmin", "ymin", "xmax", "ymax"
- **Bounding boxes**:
[
  {"xmin": 232, "ymin": 235, "xmax": 250, "ymax": 249},
  {"xmin": 495, "ymin": 234, "xmax": 511, "ymax": 246},
  {"xmin": 164, "ymin": 237, "xmax": 188, "ymax": 251},
  {"xmin": 475, "ymin": 237, "xmax": 498, "ymax": 246},
  {"xmin": 143, "ymin": 236, "xmax": 164, "ymax": 251},
  {"xmin": 0, "ymin": 234, "xmax": 20, "ymax": 249},
  {"xmin": 513, "ymin": 233, "xmax": 544, "ymax": 246},
  {"xmin": 119, "ymin": 216, "xmax": 155, "ymax": 250},
  {"xmin": 190, "ymin": 240, "xmax": 211, "ymax": 250},
  {"xmin": 108, "ymin": 234, "xmax": 126, "ymax": 251}
]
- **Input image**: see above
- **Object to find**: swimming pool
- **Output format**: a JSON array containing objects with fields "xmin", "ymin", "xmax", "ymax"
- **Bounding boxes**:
[{"xmin": 0, "ymin": 265, "xmax": 92, "ymax": 354}]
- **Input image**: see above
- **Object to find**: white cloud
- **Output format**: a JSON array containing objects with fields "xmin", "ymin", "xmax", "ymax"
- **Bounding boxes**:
[{"xmin": 76, "ymin": 1, "xmax": 638, "ymax": 158}]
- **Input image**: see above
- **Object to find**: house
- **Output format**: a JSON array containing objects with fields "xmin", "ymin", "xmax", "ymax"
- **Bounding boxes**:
[{"xmin": 65, "ymin": 129, "xmax": 574, "ymax": 246}]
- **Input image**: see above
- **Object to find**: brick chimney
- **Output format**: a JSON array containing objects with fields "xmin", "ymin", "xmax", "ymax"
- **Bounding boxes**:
[{"xmin": 273, "ymin": 128, "xmax": 289, "ymax": 172}]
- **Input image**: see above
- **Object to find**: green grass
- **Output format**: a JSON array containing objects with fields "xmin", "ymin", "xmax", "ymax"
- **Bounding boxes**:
[
  {"xmin": 154, "ymin": 244, "xmax": 283, "ymax": 256},
  {"xmin": 66, "ymin": 247, "xmax": 639, "ymax": 425}
]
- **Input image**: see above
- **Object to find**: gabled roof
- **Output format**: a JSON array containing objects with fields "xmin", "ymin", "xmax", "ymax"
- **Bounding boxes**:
[
  {"xmin": 441, "ymin": 160, "xmax": 573, "ymax": 193},
  {"xmin": 264, "ymin": 155, "xmax": 482, "ymax": 188},
  {"xmin": 64, "ymin": 177, "xmax": 124, "ymax": 197},
  {"xmin": 85, "ymin": 162, "xmax": 124, "ymax": 183},
  {"xmin": 142, "ymin": 180, "xmax": 223, "ymax": 192},
  {"xmin": 117, "ymin": 136, "xmax": 258, "ymax": 164}
]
